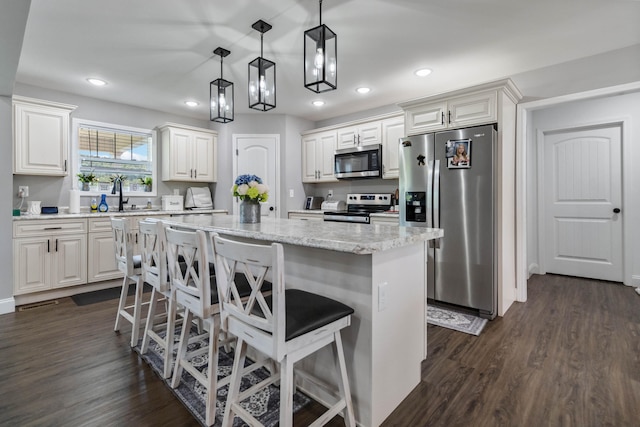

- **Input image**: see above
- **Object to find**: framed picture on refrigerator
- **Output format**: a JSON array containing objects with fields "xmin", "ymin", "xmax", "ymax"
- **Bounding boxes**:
[{"xmin": 446, "ymin": 139, "xmax": 471, "ymax": 169}]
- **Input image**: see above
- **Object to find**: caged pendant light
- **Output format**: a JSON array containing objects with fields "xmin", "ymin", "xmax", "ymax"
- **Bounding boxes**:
[
  {"xmin": 248, "ymin": 20, "xmax": 276, "ymax": 111},
  {"xmin": 304, "ymin": 0, "xmax": 337, "ymax": 93},
  {"xmin": 210, "ymin": 47, "xmax": 234, "ymax": 123}
]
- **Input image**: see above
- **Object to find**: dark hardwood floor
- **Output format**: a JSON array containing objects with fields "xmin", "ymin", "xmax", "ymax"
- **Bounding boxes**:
[{"xmin": 1, "ymin": 274, "xmax": 638, "ymax": 426}]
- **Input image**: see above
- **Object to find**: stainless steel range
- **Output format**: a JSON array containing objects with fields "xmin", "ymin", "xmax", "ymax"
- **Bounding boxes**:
[{"xmin": 323, "ymin": 193, "xmax": 393, "ymax": 224}]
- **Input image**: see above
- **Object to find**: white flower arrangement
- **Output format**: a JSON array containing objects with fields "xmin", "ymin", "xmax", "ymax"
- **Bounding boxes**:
[{"xmin": 231, "ymin": 174, "xmax": 269, "ymax": 202}]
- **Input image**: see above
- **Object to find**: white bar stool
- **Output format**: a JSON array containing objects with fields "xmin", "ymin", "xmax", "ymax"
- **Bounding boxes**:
[{"xmin": 211, "ymin": 232, "xmax": 356, "ymax": 427}]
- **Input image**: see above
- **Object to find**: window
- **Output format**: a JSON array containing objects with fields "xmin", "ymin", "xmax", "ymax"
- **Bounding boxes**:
[{"xmin": 73, "ymin": 119, "xmax": 156, "ymax": 195}]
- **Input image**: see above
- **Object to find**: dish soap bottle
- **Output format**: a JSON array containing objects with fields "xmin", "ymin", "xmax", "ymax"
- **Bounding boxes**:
[
  {"xmin": 146, "ymin": 199, "xmax": 152, "ymax": 209},
  {"xmin": 98, "ymin": 194, "xmax": 109, "ymax": 212},
  {"xmin": 90, "ymin": 198, "xmax": 98, "ymax": 213}
]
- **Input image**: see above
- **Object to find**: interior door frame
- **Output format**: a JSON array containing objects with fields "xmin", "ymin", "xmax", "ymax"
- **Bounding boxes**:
[
  {"xmin": 535, "ymin": 121, "xmax": 623, "ymax": 277},
  {"xmin": 231, "ymin": 134, "xmax": 281, "ymax": 217},
  {"xmin": 516, "ymin": 82, "xmax": 640, "ymax": 302}
]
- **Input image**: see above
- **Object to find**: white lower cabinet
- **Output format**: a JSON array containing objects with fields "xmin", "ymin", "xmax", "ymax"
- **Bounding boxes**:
[
  {"xmin": 87, "ymin": 217, "xmax": 142, "ymax": 282},
  {"xmin": 13, "ymin": 219, "xmax": 87, "ymax": 295}
]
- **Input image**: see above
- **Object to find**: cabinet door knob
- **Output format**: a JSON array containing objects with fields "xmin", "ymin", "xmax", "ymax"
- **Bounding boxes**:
[{"xmin": 613, "ymin": 208, "xmax": 621, "ymax": 213}]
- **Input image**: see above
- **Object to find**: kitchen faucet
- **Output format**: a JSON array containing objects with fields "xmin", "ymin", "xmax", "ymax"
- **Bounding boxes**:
[{"xmin": 111, "ymin": 176, "xmax": 129, "ymax": 212}]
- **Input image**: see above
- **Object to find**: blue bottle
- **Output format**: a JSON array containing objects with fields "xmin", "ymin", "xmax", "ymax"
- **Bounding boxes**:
[{"xmin": 98, "ymin": 194, "xmax": 109, "ymax": 212}]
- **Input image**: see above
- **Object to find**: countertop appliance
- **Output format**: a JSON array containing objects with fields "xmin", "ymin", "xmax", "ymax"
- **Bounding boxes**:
[
  {"xmin": 334, "ymin": 144, "xmax": 382, "ymax": 179},
  {"xmin": 399, "ymin": 124, "xmax": 497, "ymax": 318},
  {"xmin": 305, "ymin": 196, "xmax": 324, "ymax": 210},
  {"xmin": 324, "ymin": 193, "xmax": 392, "ymax": 223},
  {"xmin": 320, "ymin": 200, "xmax": 347, "ymax": 212}
]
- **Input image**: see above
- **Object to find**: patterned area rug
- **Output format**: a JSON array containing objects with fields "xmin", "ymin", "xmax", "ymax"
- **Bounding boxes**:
[
  {"xmin": 427, "ymin": 305, "xmax": 488, "ymax": 336},
  {"xmin": 136, "ymin": 328, "xmax": 310, "ymax": 426}
]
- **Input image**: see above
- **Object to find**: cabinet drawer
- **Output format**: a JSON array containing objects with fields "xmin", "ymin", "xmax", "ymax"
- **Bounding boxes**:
[
  {"xmin": 89, "ymin": 216, "xmax": 141, "ymax": 233},
  {"xmin": 14, "ymin": 219, "xmax": 87, "ymax": 238},
  {"xmin": 88, "ymin": 217, "xmax": 113, "ymax": 233}
]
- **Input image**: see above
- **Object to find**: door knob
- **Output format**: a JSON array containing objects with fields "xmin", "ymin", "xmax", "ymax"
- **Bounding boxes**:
[
  {"xmin": 269, "ymin": 206, "xmax": 274, "ymax": 211},
  {"xmin": 613, "ymin": 208, "xmax": 621, "ymax": 213}
]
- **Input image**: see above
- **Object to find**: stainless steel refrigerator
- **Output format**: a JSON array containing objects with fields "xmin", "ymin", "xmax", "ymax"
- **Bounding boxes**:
[{"xmin": 399, "ymin": 124, "xmax": 497, "ymax": 318}]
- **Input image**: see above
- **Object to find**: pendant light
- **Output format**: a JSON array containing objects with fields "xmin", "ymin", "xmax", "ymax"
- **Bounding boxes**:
[
  {"xmin": 248, "ymin": 20, "xmax": 276, "ymax": 111},
  {"xmin": 304, "ymin": 0, "xmax": 337, "ymax": 93},
  {"xmin": 210, "ymin": 47, "xmax": 234, "ymax": 123}
]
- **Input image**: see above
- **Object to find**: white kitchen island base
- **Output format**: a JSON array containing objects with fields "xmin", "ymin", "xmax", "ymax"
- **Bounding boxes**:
[
  {"xmin": 282, "ymin": 241, "xmax": 427, "ymax": 426},
  {"xmin": 158, "ymin": 216, "xmax": 441, "ymax": 426}
]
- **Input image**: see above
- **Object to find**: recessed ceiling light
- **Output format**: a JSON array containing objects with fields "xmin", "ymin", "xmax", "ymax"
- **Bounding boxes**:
[
  {"xmin": 87, "ymin": 78, "xmax": 107, "ymax": 86},
  {"xmin": 356, "ymin": 87, "xmax": 371, "ymax": 94},
  {"xmin": 312, "ymin": 100, "xmax": 325, "ymax": 107},
  {"xmin": 184, "ymin": 101, "xmax": 199, "ymax": 107},
  {"xmin": 414, "ymin": 68, "xmax": 432, "ymax": 77}
]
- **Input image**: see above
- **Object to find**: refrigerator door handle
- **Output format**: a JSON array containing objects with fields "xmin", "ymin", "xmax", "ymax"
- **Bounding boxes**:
[
  {"xmin": 427, "ymin": 160, "xmax": 434, "ymax": 229},
  {"xmin": 434, "ymin": 159, "xmax": 441, "ymax": 229}
]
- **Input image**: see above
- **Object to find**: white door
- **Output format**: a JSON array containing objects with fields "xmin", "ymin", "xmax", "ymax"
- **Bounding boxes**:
[
  {"xmin": 233, "ymin": 134, "xmax": 279, "ymax": 218},
  {"xmin": 541, "ymin": 124, "xmax": 623, "ymax": 281}
]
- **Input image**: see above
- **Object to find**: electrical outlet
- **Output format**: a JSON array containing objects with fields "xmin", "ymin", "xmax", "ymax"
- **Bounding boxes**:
[
  {"xmin": 18, "ymin": 186, "xmax": 29, "ymax": 197},
  {"xmin": 327, "ymin": 189, "xmax": 333, "ymax": 199},
  {"xmin": 289, "ymin": 189, "xmax": 294, "ymax": 197},
  {"xmin": 378, "ymin": 282, "xmax": 388, "ymax": 311}
]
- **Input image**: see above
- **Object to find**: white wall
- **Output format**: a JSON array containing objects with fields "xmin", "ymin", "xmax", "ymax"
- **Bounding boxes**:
[
  {"xmin": 212, "ymin": 113, "xmax": 312, "ymax": 217},
  {"xmin": 526, "ymin": 91, "xmax": 640, "ymax": 286},
  {"xmin": 0, "ymin": 0, "xmax": 31, "ymax": 312}
]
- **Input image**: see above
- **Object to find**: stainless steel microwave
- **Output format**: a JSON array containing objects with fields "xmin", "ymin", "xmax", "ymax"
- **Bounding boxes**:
[{"xmin": 334, "ymin": 144, "xmax": 382, "ymax": 179}]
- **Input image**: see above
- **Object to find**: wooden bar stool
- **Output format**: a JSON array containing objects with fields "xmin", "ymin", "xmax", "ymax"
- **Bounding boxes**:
[
  {"xmin": 111, "ymin": 217, "xmax": 146, "ymax": 347},
  {"xmin": 211, "ymin": 232, "xmax": 356, "ymax": 427}
]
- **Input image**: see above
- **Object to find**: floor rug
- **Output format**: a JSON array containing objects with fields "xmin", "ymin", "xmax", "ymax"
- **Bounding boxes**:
[
  {"xmin": 427, "ymin": 305, "xmax": 488, "ymax": 336},
  {"xmin": 136, "ymin": 328, "xmax": 310, "ymax": 426},
  {"xmin": 71, "ymin": 283, "xmax": 152, "ymax": 306}
]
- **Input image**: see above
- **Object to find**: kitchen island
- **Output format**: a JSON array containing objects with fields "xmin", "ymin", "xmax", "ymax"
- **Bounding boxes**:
[{"xmin": 159, "ymin": 215, "xmax": 443, "ymax": 426}]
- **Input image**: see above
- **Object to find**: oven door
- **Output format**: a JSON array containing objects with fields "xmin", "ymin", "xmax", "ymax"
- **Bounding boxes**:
[
  {"xmin": 334, "ymin": 144, "xmax": 382, "ymax": 179},
  {"xmin": 323, "ymin": 212, "xmax": 371, "ymax": 224}
]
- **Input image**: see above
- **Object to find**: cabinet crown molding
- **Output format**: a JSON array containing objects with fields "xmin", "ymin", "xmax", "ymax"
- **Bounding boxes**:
[
  {"xmin": 12, "ymin": 95, "xmax": 77, "ymax": 111},
  {"xmin": 301, "ymin": 111, "xmax": 403, "ymax": 136},
  {"xmin": 157, "ymin": 122, "xmax": 218, "ymax": 135},
  {"xmin": 398, "ymin": 78, "xmax": 523, "ymax": 109}
]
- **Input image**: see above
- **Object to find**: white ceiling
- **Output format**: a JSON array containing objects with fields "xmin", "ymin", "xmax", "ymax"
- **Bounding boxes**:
[{"xmin": 15, "ymin": 0, "xmax": 640, "ymax": 122}]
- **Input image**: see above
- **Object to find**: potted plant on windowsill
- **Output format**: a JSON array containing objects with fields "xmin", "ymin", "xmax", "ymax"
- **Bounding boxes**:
[
  {"xmin": 139, "ymin": 177, "xmax": 152, "ymax": 192},
  {"xmin": 77, "ymin": 171, "xmax": 96, "ymax": 191}
]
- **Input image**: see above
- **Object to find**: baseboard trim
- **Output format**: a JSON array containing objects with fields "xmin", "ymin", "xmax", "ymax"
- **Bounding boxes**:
[
  {"xmin": 13, "ymin": 279, "xmax": 121, "ymax": 307},
  {"xmin": 0, "ymin": 297, "xmax": 16, "ymax": 315},
  {"xmin": 631, "ymin": 275, "xmax": 640, "ymax": 287},
  {"xmin": 528, "ymin": 263, "xmax": 540, "ymax": 278}
]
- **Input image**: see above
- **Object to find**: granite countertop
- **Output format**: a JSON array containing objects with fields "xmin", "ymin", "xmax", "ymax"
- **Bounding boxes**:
[
  {"xmin": 161, "ymin": 215, "xmax": 442, "ymax": 254},
  {"xmin": 13, "ymin": 209, "xmax": 227, "ymax": 221}
]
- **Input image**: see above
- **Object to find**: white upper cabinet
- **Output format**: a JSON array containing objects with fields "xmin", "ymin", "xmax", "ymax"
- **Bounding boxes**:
[
  {"xmin": 337, "ymin": 121, "xmax": 382, "ymax": 149},
  {"xmin": 302, "ymin": 113, "xmax": 404, "ymax": 183},
  {"xmin": 403, "ymin": 90, "xmax": 497, "ymax": 135},
  {"xmin": 159, "ymin": 123, "xmax": 217, "ymax": 182},
  {"xmin": 13, "ymin": 96, "xmax": 77, "ymax": 176},
  {"xmin": 381, "ymin": 115, "xmax": 404, "ymax": 179},
  {"xmin": 302, "ymin": 130, "xmax": 338, "ymax": 183}
]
